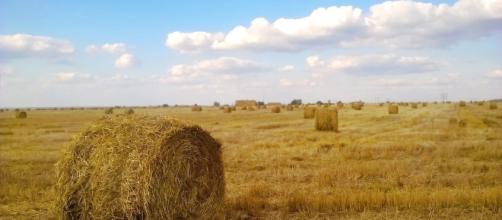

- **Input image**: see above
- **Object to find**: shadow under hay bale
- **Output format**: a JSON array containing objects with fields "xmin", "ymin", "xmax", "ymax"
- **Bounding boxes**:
[
  {"xmin": 15, "ymin": 111, "xmax": 27, "ymax": 119},
  {"xmin": 55, "ymin": 116, "xmax": 224, "ymax": 220},
  {"xmin": 315, "ymin": 108, "xmax": 338, "ymax": 131},
  {"xmin": 271, "ymin": 106, "xmax": 281, "ymax": 113},
  {"xmin": 304, "ymin": 107, "xmax": 316, "ymax": 119},
  {"xmin": 388, "ymin": 105, "xmax": 399, "ymax": 114}
]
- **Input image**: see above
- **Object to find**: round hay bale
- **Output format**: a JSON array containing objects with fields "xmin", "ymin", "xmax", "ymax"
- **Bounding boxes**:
[
  {"xmin": 336, "ymin": 101, "xmax": 344, "ymax": 108},
  {"xmin": 15, "ymin": 111, "xmax": 27, "ymax": 119},
  {"xmin": 271, "ymin": 106, "xmax": 281, "ymax": 113},
  {"xmin": 351, "ymin": 102, "xmax": 363, "ymax": 110},
  {"xmin": 304, "ymin": 107, "xmax": 316, "ymax": 119},
  {"xmin": 231, "ymin": 106, "xmax": 237, "ymax": 111},
  {"xmin": 459, "ymin": 101, "xmax": 466, "ymax": 107},
  {"xmin": 125, "ymin": 108, "xmax": 135, "ymax": 115},
  {"xmin": 247, "ymin": 106, "xmax": 256, "ymax": 111},
  {"xmin": 489, "ymin": 103, "xmax": 498, "ymax": 110},
  {"xmin": 315, "ymin": 108, "xmax": 338, "ymax": 131},
  {"xmin": 422, "ymin": 103, "xmax": 427, "ymax": 107},
  {"xmin": 286, "ymin": 105, "xmax": 294, "ymax": 111},
  {"xmin": 55, "ymin": 116, "xmax": 224, "ymax": 219},
  {"xmin": 411, "ymin": 103, "xmax": 418, "ymax": 109},
  {"xmin": 240, "ymin": 106, "xmax": 248, "ymax": 110},
  {"xmin": 388, "ymin": 105, "xmax": 399, "ymax": 114},
  {"xmin": 223, "ymin": 107, "xmax": 232, "ymax": 113},
  {"xmin": 104, "ymin": 108, "xmax": 114, "ymax": 114},
  {"xmin": 191, "ymin": 105, "xmax": 202, "ymax": 111}
]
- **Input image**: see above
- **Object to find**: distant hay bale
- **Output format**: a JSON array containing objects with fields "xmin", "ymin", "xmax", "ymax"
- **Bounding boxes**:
[
  {"xmin": 411, "ymin": 103, "xmax": 418, "ymax": 109},
  {"xmin": 459, "ymin": 101, "xmax": 466, "ymax": 107},
  {"xmin": 286, "ymin": 105, "xmax": 294, "ymax": 111},
  {"xmin": 247, "ymin": 106, "xmax": 256, "ymax": 111},
  {"xmin": 191, "ymin": 105, "xmax": 202, "ymax": 111},
  {"xmin": 55, "ymin": 116, "xmax": 225, "ymax": 220},
  {"xmin": 351, "ymin": 102, "xmax": 363, "ymax": 110},
  {"xmin": 388, "ymin": 105, "xmax": 399, "ymax": 114},
  {"xmin": 336, "ymin": 101, "xmax": 344, "ymax": 108},
  {"xmin": 271, "ymin": 106, "xmax": 281, "ymax": 113},
  {"xmin": 125, "ymin": 108, "xmax": 134, "ymax": 115},
  {"xmin": 15, "ymin": 111, "xmax": 27, "ymax": 119},
  {"xmin": 235, "ymin": 100, "xmax": 257, "ymax": 108},
  {"xmin": 231, "ymin": 106, "xmax": 237, "ymax": 111},
  {"xmin": 304, "ymin": 107, "xmax": 316, "ymax": 119},
  {"xmin": 422, "ymin": 103, "xmax": 427, "ymax": 107},
  {"xmin": 315, "ymin": 108, "xmax": 338, "ymax": 131},
  {"xmin": 240, "ymin": 106, "xmax": 248, "ymax": 110},
  {"xmin": 223, "ymin": 107, "xmax": 232, "ymax": 113},
  {"xmin": 104, "ymin": 108, "xmax": 114, "ymax": 114},
  {"xmin": 378, "ymin": 103, "xmax": 384, "ymax": 107},
  {"xmin": 489, "ymin": 103, "xmax": 498, "ymax": 110}
]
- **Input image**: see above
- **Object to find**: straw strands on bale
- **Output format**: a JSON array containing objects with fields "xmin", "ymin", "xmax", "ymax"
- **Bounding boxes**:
[
  {"xmin": 489, "ymin": 103, "xmax": 498, "ymax": 110},
  {"xmin": 388, "ymin": 105, "xmax": 399, "ymax": 114},
  {"xmin": 55, "ymin": 116, "xmax": 225, "ymax": 219},
  {"xmin": 271, "ymin": 106, "xmax": 281, "ymax": 113},
  {"xmin": 104, "ymin": 108, "xmax": 113, "ymax": 114},
  {"xmin": 15, "ymin": 111, "xmax": 27, "ymax": 119},
  {"xmin": 315, "ymin": 108, "xmax": 338, "ymax": 131},
  {"xmin": 304, "ymin": 107, "xmax": 316, "ymax": 119},
  {"xmin": 192, "ymin": 105, "xmax": 202, "ymax": 111}
]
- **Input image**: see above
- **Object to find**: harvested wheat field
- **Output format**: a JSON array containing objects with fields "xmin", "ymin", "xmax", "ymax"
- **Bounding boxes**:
[{"xmin": 1, "ymin": 103, "xmax": 501, "ymax": 219}]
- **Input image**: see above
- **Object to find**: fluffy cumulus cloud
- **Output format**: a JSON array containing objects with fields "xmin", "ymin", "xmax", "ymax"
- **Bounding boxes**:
[
  {"xmin": 306, "ymin": 54, "xmax": 440, "ymax": 75},
  {"xmin": 54, "ymin": 72, "xmax": 95, "ymax": 84},
  {"xmin": 165, "ymin": 0, "xmax": 502, "ymax": 52},
  {"xmin": 115, "ymin": 53, "xmax": 136, "ymax": 69},
  {"xmin": 0, "ymin": 34, "xmax": 74, "ymax": 58},
  {"xmin": 86, "ymin": 42, "xmax": 136, "ymax": 69}
]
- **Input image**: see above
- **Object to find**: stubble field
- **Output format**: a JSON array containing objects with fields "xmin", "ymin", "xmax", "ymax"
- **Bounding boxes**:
[{"xmin": 0, "ymin": 103, "xmax": 501, "ymax": 219}]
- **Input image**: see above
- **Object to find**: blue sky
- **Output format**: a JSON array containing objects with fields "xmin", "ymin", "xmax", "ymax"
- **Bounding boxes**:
[{"xmin": 0, "ymin": 0, "xmax": 501, "ymax": 107}]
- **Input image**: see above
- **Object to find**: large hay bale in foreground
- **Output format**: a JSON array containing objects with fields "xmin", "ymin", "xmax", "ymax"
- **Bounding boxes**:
[
  {"xmin": 489, "ymin": 103, "xmax": 498, "ymax": 110},
  {"xmin": 315, "ymin": 108, "xmax": 338, "ymax": 131},
  {"xmin": 388, "ymin": 105, "xmax": 399, "ymax": 114},
  {"xmin": 15, "ymin": 111, "xmax": 27, "ymax": 119},
  {"xmin": 271, "ymin": 106, "xmax": 281, "ymax": 113},
  {"xmin": 192, "ymin": 105, "xmax": 202, "ymax": 111},
  {"xmin": 304, "ymin": 107, "xmax": 316, "ymax": 119},
  {"xmin": 55, "ymin": 116, "xmax": 224, "ymax": 220}
]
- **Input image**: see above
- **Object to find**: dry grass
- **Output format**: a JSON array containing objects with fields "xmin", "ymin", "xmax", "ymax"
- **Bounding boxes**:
[
  {"xmin": 0, "ymin": 103, "xmax": 501, "ymax": 219},
  {"xmin": 304, "ymin": 107, "xmax": 316, "ymax": 119}
]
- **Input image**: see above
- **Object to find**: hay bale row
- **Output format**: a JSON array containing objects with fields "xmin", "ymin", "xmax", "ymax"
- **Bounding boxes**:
[
  {"xmin": 55, "ymin": 115, "xmax": 225, "ymax": 219},
  {"xmin": 271, "ymin": 106, "xmax": 281, "ymax": 113},
  {"xmin": 315, "ymin": 108, "xmax": 338, "ymax": 131},
  {"xmin": 388, "ymin": 105, "xmax": 399, "ymax": 114},
  {"xmin": 304, "ymin": 106, "xmax": 316, "ymax": 119},
  {"xmin": 15, "ymin": 111, "xmax": 27, "ymax": 119}
]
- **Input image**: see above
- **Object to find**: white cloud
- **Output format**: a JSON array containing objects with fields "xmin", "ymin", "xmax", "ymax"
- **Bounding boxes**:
[
  {"xmin": 165, "ymin": 0, "xmax": 502, "ymax": 52},
  {"xmin": 86, "ymin": 42, "xmax": 136, "ymax": 69},
  {"xmin": 0, "ymin": 34, "xmax": 74, "ymax": 58},
  {"xmin": 487, "ymin": 68, "xmax": 502, "ymax": 78},
  {"xmin": 168, "ymin": 57, "xmax": 267, "ymax": 78},
  {"xmin": 279, "ymin": 78, "xmax": 318, "ymax": 87},
  {"xmin": 278, "ymin": 65, "xmax": 295, "ymax": 72},
  {"xmin": 115, "ymin": 53, "xmax": 136, "ymax": 69},
  {"xmin": 54, "ymin": 72, "xmax": 94, "ymax": 84},
  {"xmin": 306, "ymin": 54, "xmax": 440, "ymax": 75}
]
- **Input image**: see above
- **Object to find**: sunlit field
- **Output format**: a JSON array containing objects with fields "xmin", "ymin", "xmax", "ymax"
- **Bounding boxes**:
[{"xmin": 0, "ymin": 102, "xmax": 501, "ymax": 219}]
